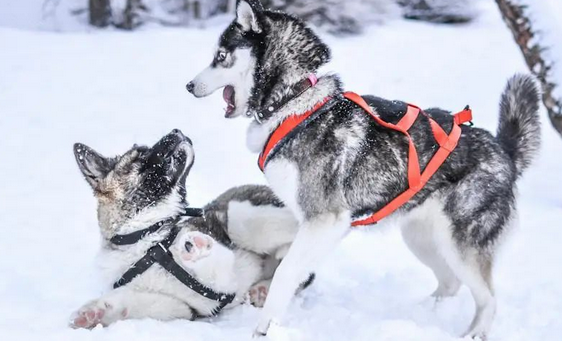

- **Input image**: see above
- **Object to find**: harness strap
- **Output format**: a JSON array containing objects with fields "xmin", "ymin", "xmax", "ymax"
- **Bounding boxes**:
[
  {"xmin": 344, "ymin": 92, "xmax": 471, "ymax": 226},
  {"xmin": 110, "ymin": 219, "xmax": 174, "ymax": 246},
  {"xmin": 110, "ymin": 207, "xmax": 205, "ymax": 246},
  {"xmin": 257, "ymin": 91, "xmax": 472, "ymax": 227},
  {"xmin": 258, "ymin": 96, "xmax": 332, "ymax": 171},
  {"xmin": 113, "ymin": 225, "xmax": 236, "ymax": 316}
]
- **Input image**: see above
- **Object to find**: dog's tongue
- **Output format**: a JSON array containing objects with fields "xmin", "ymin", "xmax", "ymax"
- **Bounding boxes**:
[{"xmin": 223, "ymin": 85, "xmax": 235, "ymax": 117}]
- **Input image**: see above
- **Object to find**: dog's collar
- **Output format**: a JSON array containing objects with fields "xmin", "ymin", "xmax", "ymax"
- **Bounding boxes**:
[
  {"xmin": 110, "ymin": 207, "xmax": 205, "ymax": 246},
  {"xmin": 253, "ymin": 74, "xmax": 318, "ymax": 124}
]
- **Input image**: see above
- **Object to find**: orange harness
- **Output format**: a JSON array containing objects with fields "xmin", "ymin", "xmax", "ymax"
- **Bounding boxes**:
[{"xmin": 258, "ymin": 91, "xmax": 473, "ymax": 226}]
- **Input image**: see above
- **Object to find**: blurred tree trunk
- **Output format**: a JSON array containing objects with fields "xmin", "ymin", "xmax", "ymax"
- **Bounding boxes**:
[
  {"xmin": 192, "ymin": 1, "xmax": 201, "ymax": 19},
  {"xmin": 89, "ymin": 0, "xmax": 111, "ymax": 27},
  {"xmin": 120, "ymin": 0, "xmax": 145, "ymax": 30},
  {"xmin": 495, "ymin": 0, "xmax": 562, "ymax": 137}
]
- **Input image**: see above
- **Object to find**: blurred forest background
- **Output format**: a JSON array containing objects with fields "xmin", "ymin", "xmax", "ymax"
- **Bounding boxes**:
[
  {"xmin": 76, "ymin": 0, "xmax": 476, "ymax": 33},
  {"xmin": 2, "ymin": 0, "xmax": 561, "ymax": 135}
]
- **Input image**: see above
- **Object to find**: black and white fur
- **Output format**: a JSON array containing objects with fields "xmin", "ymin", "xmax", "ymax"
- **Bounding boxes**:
[
  {"xmin": 70, "ymin": 129, "xmax": 301, "ymax": 328},
  {"xmin": 187, "ymin": 0, "xmax": 542, "ymax": 338}
]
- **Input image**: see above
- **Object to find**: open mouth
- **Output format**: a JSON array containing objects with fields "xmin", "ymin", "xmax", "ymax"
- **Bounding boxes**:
[
  {"xmin": 167, "ymin": 131, "xmax": 193, "ymax": 159},
  {"xmin": 223, "ymin": 85, "xmax": 236, "ymax": 118}
]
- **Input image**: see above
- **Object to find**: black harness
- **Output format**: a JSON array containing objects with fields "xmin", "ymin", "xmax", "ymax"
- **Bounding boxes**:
[{"xmin": 111, "ymin": 207, "xmax": 236, "ymax": 316}]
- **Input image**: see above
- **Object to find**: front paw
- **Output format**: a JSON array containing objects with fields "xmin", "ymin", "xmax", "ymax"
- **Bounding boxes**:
[
  {"xmin": 248, "ymin": 281, "xmax": 270, "ymax": 308},
  {"xmin": 177, "ymin": 231, "xmax": 214, "ymax": 263},
  {"xmin": 69, "ymin": 300, "xmax": 126, "ymax": 329}
]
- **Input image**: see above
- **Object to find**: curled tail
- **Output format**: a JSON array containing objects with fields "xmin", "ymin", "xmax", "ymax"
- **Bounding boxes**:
[{"xmin": 497, "ymin": 74, "xmax": 541, "ymax": 177}]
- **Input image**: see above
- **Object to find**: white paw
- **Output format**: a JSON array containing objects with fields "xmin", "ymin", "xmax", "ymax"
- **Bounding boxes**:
[
  {"xmin": 431, "ymin": 282, "xmax": 460, "ymax": 300},
  {"xmin": 248, "ymin": 281, "xmax": 270, "ymax": 308},
  {"xmin": 69, "ymin": 300, "xmax": 127, "ymax": 329},
  {"xmin": 177, "ymin": 231, "xmax": 214, "ymax": 263},
  {"xmin": 253, "ymin": 318, "xmax": 273, "ymax": 338},
  {"xmin": 462, "ymin": 330, "xmax": 487, "ymax": 340}
]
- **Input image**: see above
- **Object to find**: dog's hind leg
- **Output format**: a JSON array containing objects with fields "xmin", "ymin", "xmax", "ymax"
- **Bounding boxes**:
[
  {"xmin": 401, "ymin": 197, "xmax": 461, "ymax": 299},
  {"xmin": 453, "ymin": 251, "xmax": 496, "ymax": 339},
  {"xmin": 254, "ymin": 211, "xmax": 350, "ymax": 336},
  {"xmin": 402, "ymin": 224, "xmax": 461, "ymax": 299},
  {"xmin": 442, "ymin": 167, "xmax": 513, "ymax": 338},
  {"xmin": 227, "ymin": 201, "xmax": 299, "ymax": 255},
  {"xmin": 69, "ymin": 287, "xmax": 195, "ymax": 329},
  {"xmin": 404, "ymin": 195, "xmax": 496, "ymax": 338}
]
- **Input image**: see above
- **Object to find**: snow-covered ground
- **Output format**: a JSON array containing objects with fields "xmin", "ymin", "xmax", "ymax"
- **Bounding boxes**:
[{"xmin": 1, "ymin": 1, "xmax": 562, "ymax": 340}]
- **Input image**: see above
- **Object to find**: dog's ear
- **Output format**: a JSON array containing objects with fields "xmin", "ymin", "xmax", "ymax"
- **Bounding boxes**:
[
  {"xmin": 236, "ymin": 0, "xmax": 263, "ymax": 33},
  {"xmin": 73, "ymin": 143, "xmax": 112, "ymax": 189}
]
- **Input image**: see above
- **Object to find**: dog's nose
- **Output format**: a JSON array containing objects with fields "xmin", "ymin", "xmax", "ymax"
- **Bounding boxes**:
[
  {"xmin": 186, "ymin": 82, "xmax": 194, "ymax": 93},
  {"xmin": 172, "ymin": 129, "xmax": 193, "ymax": 145}
]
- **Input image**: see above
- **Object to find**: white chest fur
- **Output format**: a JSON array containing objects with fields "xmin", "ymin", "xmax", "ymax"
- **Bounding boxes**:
[{"xmin": 264, "ymin": 159, "xmax": 304, "ymax": 223}]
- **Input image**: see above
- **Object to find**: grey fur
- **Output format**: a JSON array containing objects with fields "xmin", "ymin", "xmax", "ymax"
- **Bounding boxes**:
[
  {"xmin": 497, "ymin": 74, "xmax": 541, "ymax": 177},
  {"xmin": 74, "ymin": 130, "xmax": 284, "ymax": 246},
  {"xmin": 187, "ymin": 1, "xmax": 542, "ymax": 337},
  {"xmin": 184, "ymin": 184, "xmax": 285, "ymax": 248},
  {"xmin": 73, "ymin": 129, "xmax": 304, "ymax": 321}
]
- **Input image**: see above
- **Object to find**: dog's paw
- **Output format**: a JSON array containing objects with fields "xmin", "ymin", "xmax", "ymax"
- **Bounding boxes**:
[
  {"xmin": 253, "ymin": 318, "xmax": 272, "ymax": 338},
  {"xmin": 248, "ymin": 280, "xmax": 270, "ymax": 308},
  {"xmin": 462, "ymin": 331, "xmax": 487, "ymax": 341},
  {"xmin": 69, "ymin": 300, "xmax": 126, "ymax": 329},
  {"xmin": 178, "ymin": 231, "xmax": 214, "ymax": 263}
]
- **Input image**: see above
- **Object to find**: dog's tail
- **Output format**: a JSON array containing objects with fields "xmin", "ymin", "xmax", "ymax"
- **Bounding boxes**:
[{"xmin": 496, "ymin": 74, "xmax": 541, "ymax": 177}]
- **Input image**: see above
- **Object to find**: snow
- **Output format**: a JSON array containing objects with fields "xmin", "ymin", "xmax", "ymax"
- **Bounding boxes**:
[{"xmin": 1, "ymin": 1, "xmax": 562, "ymax": 341}]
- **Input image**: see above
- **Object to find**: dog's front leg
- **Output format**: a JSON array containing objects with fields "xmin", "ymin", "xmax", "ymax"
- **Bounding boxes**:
[
  {"xmin": 253, "ymin": 211, "xmax": 350, "ymax": 336},
  {"xmin": 70, "ymin": 286, "xmax": 195, "ymax": 329}
]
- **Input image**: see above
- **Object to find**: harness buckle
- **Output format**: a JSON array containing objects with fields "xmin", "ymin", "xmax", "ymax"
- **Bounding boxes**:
[
  {"xmin": 454, "ymin": 105, "xmax": 473, "ymax": 126},
  {"xmin": 157, "ymin": 242, "xmax": 169, "ymax": 254}
]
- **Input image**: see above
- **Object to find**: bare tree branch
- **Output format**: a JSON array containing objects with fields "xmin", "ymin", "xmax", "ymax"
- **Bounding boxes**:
[{"xmin": 495, "ymin": 0, "xmax": 562, "ymax": 137}]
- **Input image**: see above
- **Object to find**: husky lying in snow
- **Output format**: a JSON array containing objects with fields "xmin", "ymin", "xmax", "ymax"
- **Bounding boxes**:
[
  {"xmin": 70, "ymin": 129, "xmax": 304, "ymax": 328},
  {"xmin": 186, "ymin": 0, "xmax": 541, "ymax": 338}
]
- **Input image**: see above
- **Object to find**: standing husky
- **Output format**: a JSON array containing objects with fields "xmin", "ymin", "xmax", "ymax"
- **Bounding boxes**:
[
  {"xmin": 186, "ymin": 0, "xmax": 541, "ymax": 338},
  {"xmin": 70, "ymin": 129, "xmax": 301, "ymax": 328}
]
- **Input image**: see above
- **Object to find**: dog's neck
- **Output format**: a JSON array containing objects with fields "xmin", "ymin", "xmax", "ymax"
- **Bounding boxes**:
[
  {"xmin": 98, "ymin": 190, "xmax": 187, "ymax": 241},
  {"xmin": 247, "ymin": 14, "xmax": 331, "ymax": 120},
  {"xmin": 246, "ymin": 74, "xmax": 342, "ymax": 153}
]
